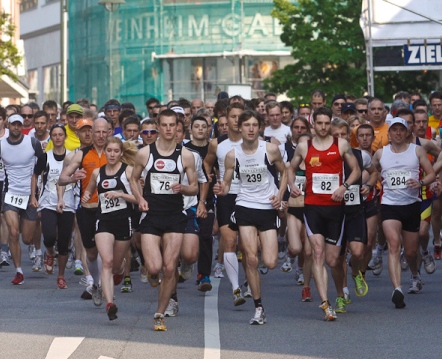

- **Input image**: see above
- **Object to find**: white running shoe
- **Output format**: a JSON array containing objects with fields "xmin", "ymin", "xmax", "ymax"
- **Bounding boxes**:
[
  {"xmin": 280, "ymin": 256, "xmax": 293, "ymax": 273},
  {"xmin": 408, "ymin": 276, "xmax": 423, "ymax": 294},
  {"xmin": 214, "ymin": 263, "xmax": 224, "ymax": 278},
  {"xmin": 423, "ymin": 254, "xmax": 436, "ymax": 274},
  {"xmin": 0, "ymin": 251, "xmax": 10, "ymax": 266},
  {"xmin": 250, "ymin": 307, "xmax": 266, "ymax": 325},
  {"xmin": 28, "ymin": 245, "xmax": 36, "ymax": 261},
  {"xmin": 32, "ymin": 254, "xmax": 42, "ymax": 272},
  {"xmin": 164, "ymin": 298, "xmax": 179, "ymax": 317},
  {"xmin": 243, "ymin": 281, "xmax": 252, "ymax": 298}
]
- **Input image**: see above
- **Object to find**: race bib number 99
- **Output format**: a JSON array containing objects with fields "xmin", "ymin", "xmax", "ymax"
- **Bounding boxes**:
[
  {"xmin": 312, "ymin": 173, "xmax": 339, "ymax": 194},
  {"xmin": 150, "ymin": 173, "xmax": 180, "ymax": 194},
  {"xmin": 385, "ymin": 170, "xmax": 411, "ymax": 189},
  {"xmin": 4, "ymin": 192, "xmax": 29, "ymax": 210},
  {"xmin": 239, "ymin": 166, "xmax": 268, "ymax": 186},
  {"xmin": 344, "ymin": 185, "xmax": 360, "ymax": 206}
]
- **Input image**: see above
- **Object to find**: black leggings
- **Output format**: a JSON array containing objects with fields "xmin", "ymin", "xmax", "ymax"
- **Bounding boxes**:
[
  {"xmin": 41, "ymin": 209, "xmax": 75, "ymax": 255},
  {"xmin": 197, "ymin": 212, "xmax": 215, "ymax": 277}
]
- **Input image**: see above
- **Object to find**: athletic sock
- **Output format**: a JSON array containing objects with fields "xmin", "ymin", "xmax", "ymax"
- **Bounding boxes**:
[
  {"xmin": 343, "ymin": 287, "xmax": 350, "ymax": 296},
  {"xmin": 254, "ymin": 298, "xmax": 262, "ymax": 308},
  {"xmin": 224, "ymin": 252, "xmax": 239, "ymax": 290},
  {"xmin": 16, "ymin": 267, "xmax": 23, "ymax": 274},
  {"xmin": 171, "ymin": 292, "xmax": 178, "ymax": 302},
  {"xmin": 36, "ymin": 249, "xmax": 42, "ymax": 256}
]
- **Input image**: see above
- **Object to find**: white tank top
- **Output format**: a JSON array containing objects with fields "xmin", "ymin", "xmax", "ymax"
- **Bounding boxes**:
[
  {"xmin": 216, "ymin": 135, "xmax": 242, "ymax": 195},
  {"xmin": 235, "ymin": 140, "xmax": 278, "ymax": 210},
  {"xmin": 182, "ymin": 149, "xmax": 207, "ymax": 210},
  {"xmin": 380, "ymin": 143, "xmax": 420, "ymax": 205},
  {"xmin": 39, "ymin": 150, "xmax": 76, "ymax": 212}
]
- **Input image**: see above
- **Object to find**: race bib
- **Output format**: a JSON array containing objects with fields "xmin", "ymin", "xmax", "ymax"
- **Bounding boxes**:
[
  {"xmin": 385, "ymin": 170, "xmax": 411, "ymax": 189},
  {"xmin": 294, "ymin": 175, "xmax": 306, "ymax": 195},
  {"xmin": 4, "ymin": 192, "xmax": 29, "ymax": 210},
  {"xmin": 312, "ymin": 173, "xmax": 340, "ymax": 194},
  {"xmin": 99, "ymin": 190, "xmax": 127, "ymax": 213},
  {"xmin": 239, "ymin": 166, "xmax": 268, "ymax": 186},
  {"xmin": 150, "ymin": 173, "xmax": 180, "ymax": 194},
  {"xmin": 344, "ymin": 185, "xmax": 361, "ymax": 206}
]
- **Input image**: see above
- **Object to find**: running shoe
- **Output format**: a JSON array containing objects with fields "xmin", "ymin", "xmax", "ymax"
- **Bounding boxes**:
[
  {"xmin": 423, "ymin": 254, "xmax": 436, "ymax": 274},
  {"xmin": 335, "ymin": 297, "xmax": 346, "ymax": 313},
  {"xmin": 106, "ymin": 303, "xmax": 118, "ymax": 321},
  {"xmin": 140, "ymin": 266, "xmax": 148, "ymax": 283},
  {"xmin": 148, "ymin": 273, "xmax": 160, "ymax": 287},
  {"xmin": 164, "ymin": 298, "xmax": 179, "ymax": 317},
  {"xmin": 233, "ymin": 287, "xmax": 246, "ymax": 306},
  {"xmin": 121, "ymin": 277, "xmax": 133, "ymax": 293},
  {"xmin": 408, "ymin": 276, "xmax": 423, "ymax": 294},
  {"xmin": 74, "ymin": 260, "xmax": 84, "ymax": 275},
  {"xmin": 258, "ymin": 260, "xmax": 268, "ymax": 275},
  {"xmin": 113, "ymin": 271, "xmax": 124, "ymax": 286},
  {"xmin": 368, "ymin": 256, "xmax": 383, "ymax": 276},
  {"xmin": 243, "ymin": 281, "xmax": 252, "ymax": 298},
  {"xmin": 0, "ymin": 251, "xmax": 10, "ymax": 266},
  {"xmin": 353, "ymin": 271, "xmax": 369, "ymax": 297},
  {"xmin": 295, "ymin": 270, "xmax": 304, "ymax": 286},
  {"xmin": 198, "ymin": 276, "xmax": 212, "ymax": 292},
  {"xmin": 434, "ymin": 245, "xmax": 442, "ymax": 260},
  {"xmin": 280, "ymin": 256, "xmax": 293, "ymax": 272},
  {"xmin": 32, "ymin": 254, "xmax": 42, "ymax": 272},
  {"xmin": 66, "ymin": 252, "xmax": 74, "ymax": 270},
  {"xmin": 28, "ymin": 245, "xmax": 36, "ymax": 260},
  {"xmin": 11, "ymin": 272, "xmax": 24, "ymax": 285},
  {"xmin": 153, "ymin": 313, "xmax": 167, "ymax": 331},
  {"xmin": 301, "ymin": 286, "xmax": 313, "ymax": 302},
  {"xmin": 392, "ymin": 288, "xmax": 406, "ymax": 308},
  {"xmin": 250, "ymin": 307, "xmax": 266, "ymax": 325},
  {"xmin": 344, "ymin": 292, "xmax": 352, "ymax": 305},
  {"xmin": 196, "ymin": 273, "xmax": 203, "ymax": 285},
  {"xmin": 81, "ymin": 284, "xmax": 93, "ymax": 300},
  {"xmin": 92, "ymin": 285, "xmax": 103, "ymax": 307},
  {"xmin": 44, "ymin": 253, "xmax": 55, "ymax": 274},
  {"xmin": 319, "ymin": 301, "xmax": 337, "ymax": 321},
  {"xmin": 400, "ymin": 251, "xmax": 409, "ymax": 271},
  {"xmin": 57, "ymin": 277, "xmax": 68, "ymax": 289},
  {"xmin": 213, "ymin": 263, "xmax": 224, "ymax": 278},
  {"xmin": 180, "ymin": 261, "xmax": 194, "ymax": 281}
]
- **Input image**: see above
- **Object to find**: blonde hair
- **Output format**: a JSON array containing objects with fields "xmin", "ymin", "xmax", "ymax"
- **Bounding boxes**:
[{"xmin": 104, "ymin": 137, "xmax": 137, "ymax": 167}]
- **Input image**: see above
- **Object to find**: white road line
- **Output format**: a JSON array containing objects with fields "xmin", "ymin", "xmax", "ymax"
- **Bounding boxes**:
[
  {"xmin": 98, "ymin": 356, "xmax": 116, "ymax": 359},
  {"xmin": 45, "ymin": 337, "xmax": 85, "ymax": 359},
  {"xmin": 204, "ymin": 277, "xmax": 221, "ymax": 359}
]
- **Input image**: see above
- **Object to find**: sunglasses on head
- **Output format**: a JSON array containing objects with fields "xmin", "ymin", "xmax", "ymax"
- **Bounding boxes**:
[{"xmin": 141, "ymin": 129, "xmax": 158, "ymax": 135}]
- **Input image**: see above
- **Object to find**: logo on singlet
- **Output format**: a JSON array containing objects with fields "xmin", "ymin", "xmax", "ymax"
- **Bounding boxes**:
[
  {"xmin": 309, "ymin": 156, "xmax": 322, "ymax": 167},
  {"xmin": 154, "ymin": 159, "xmax": 176, "ymax": 172},
  {"xmin": 102, "ymin": 179, "xmax": 117, "ymax": 189},
  {"xmin": 327, "ymin": 152, "xmax": 336, "ymax": 155},
  {"xmin": 50, "ymin": 169, "xmax": 60, "ymax": 175}
]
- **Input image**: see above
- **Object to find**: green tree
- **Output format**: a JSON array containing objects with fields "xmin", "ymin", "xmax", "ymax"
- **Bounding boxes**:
[
  {"xmin": 0, "ymin": 11, "xmax": 22, "ymax": 82},
  {"xmin": 267, "ymin": 0, "xmax": 438, "ymax": 104}
]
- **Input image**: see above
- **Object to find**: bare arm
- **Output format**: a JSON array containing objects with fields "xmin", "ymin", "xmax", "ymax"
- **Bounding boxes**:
[
  {"xmin": 267, "ymin": 142, "xmax": 287, "ymax": 209},
  {"xmin": 173, "ymin": 147, "xmax": 198, "ymax": 196},
  {"xmin": 213, "ymin": 149, "xmax": 235, "ymax": 196},
  {"xmin": 30, "ymin": 173, "xmax": 39, "ymax": 208},
  {"xmin": 335, "ymin": 139, "xmax": 361, "ymax": 202},
  {"xmin": 81, "ymin": 168, "xmax": 98, "ymax": 204},
  {"xmin": 203, "ymin": 139, "xmax": 218, "ymax": 179},
  {"xmin": 58, "ymin": 151, "xmax": 86, "ymax": 186},
  {"xmin": 288, "ymin": 142, "xmax": 306, "ymax": 197},
  {"xmin": 129, "ymin": 147, "xmax": 150, "ymax": 212}
]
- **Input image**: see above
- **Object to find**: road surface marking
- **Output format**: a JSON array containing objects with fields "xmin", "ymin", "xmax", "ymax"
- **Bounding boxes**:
[
  {"xmin": 204, "ymin": 277, "xmax": 221, "ymax": 359},
  {"xmin": 45, "ymin": 337, "xmax": 85, "ymax": 359}
]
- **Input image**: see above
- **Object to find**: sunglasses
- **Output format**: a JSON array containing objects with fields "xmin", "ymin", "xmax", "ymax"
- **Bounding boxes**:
[
  {"xmin": 333, "ymin": 102, "xmax": 343, "ymax": 106},
  {"xmin": 299, "ymin": 103, "xmax": 310, "ymax": 108},
  {"xmin": 51, "ymin": 123, "xmax": 65, "ymax": 130},
  {"xmin": 21, "ymin": 114, "xmax": 33, "ymax": 118},
  {"xmin": 357, "ymin": 109, "xmax": 368, "ymax": 114},
  {"xmin": 141, "ymin": 129, "xmax": 158, "ymax": 135}
]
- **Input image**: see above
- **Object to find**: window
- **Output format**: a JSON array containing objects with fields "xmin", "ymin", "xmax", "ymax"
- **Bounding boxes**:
[{"xmin": 43, "ymin": 64, "xmax": 60, "ymax": 103}]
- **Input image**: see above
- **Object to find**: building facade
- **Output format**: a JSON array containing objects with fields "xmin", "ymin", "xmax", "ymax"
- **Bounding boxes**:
[{"xmin": 69, "ymin": 0, "xmax": 292, "ymax": 114}]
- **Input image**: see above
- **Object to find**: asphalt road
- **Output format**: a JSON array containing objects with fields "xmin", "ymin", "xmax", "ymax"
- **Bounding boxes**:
[{"xmin": 1, "ymin": 243, "xmax": 442, "ymax": 359}]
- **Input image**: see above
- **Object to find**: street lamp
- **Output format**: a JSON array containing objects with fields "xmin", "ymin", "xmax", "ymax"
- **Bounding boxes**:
[
  {"xmin": 98, "ymin": 0, "xmax": 125, "ymax": 99},
  {"xmin": 98, "ymin": 0, "xmax": 125, "ymax": 12}
]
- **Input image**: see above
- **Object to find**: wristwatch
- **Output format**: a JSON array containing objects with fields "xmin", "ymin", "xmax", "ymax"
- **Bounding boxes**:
[
  {"xmin": 199, "ymin": 199, "xmax": 207, "ymax": 205},
  {"xmin": 419, "ymin": 180, "xmax": 424, "ymax": 187},
  {"xmin": 343, "ymin": 182, "xmax": 350, "ymax": 189}
]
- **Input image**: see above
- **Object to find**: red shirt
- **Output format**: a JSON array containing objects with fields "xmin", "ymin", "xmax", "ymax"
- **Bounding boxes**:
[{"xmin": 305, "ymin": 137, "xmax": 343, "ymax": 206}]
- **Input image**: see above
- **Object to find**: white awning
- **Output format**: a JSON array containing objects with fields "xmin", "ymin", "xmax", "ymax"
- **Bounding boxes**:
[
  {"xmin": 0, "ymin": 74, "xmax": 29, "ymax": 99},
  {"xmin": 152, "ymin": 49, "xmax": 291, "ymax": 61}
]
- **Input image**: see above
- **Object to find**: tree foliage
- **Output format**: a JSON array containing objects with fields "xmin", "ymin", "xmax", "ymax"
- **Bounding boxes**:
[
  {"xmin": 266, "ymin": 0, "xmax": 438, "ymax": 104},
  {"xmin": 0, "ymin": 11, "xmax": 22, "ymax": 82}
]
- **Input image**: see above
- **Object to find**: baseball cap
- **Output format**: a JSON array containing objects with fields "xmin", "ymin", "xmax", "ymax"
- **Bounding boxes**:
[
  {"xmin": 388, "ymin": 117, "xmax": 408, "ymax": 129},
  {"xmin": 8, "ymin": 114, "xmax": 24, "ymax": 124},
  {"xmin": 341, "ymin": 103, "xmax": 356, "ymax": 114},
  {"xmin": 170, "ymin": 106, "xmax": 185, "ymax": 115},
  {"xmin": 67, "ymin": 104, "xmax": 84, "ymax": 116},
  {"xmin": 76, "ymin": 119, "xmax": 93, "ymax": 129}
]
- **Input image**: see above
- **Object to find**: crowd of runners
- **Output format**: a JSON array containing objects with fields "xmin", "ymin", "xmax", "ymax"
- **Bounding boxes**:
[{"xmin": 1, "ymin": 88, "xmax": 442, "ymax": 330}]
